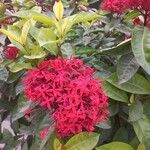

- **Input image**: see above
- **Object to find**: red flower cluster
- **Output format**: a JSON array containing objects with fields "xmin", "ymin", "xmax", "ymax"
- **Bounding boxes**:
[
  {"xmin": 101, "ymin": 0, "xmax": 130, "ymax": 14},
  {"xmin": 101, "ymin": 0, "xmax": 150, "ymax": 26},
  {"xmin": 23, "ymin": 57, "xmax": 109, "ymax": 138},
  {"xmin": 3, "ymin": 46, "xmax": 19, "ymax": 60}
]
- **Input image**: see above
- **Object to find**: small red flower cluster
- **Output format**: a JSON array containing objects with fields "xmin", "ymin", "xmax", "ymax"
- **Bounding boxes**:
[
  {"xmin": 23, "ymin": 57, "xmax": 109, "ymax": 138},
  {"xmin": 3, "ymin": 46, "xmax": 19, "ymax": 60},
  {"xmin": 101, "ymin": 0, "xmax": 150, "ymax": 26},
  {"xmin": 101, "ymin": 0, "xmax": 130, "ymax": 14}
]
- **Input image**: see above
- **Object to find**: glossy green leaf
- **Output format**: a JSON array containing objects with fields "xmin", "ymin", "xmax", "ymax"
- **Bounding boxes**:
[
  {"xmin": 113, "ymin": 127, "xmax": 128, "ymax": 142},
  {"xmin": 53, "ymin": 0, "xmax": 64, "ymax": 20},
  {"xmin": 21, "ymin": 19, "xmax": 34, "ymax": 45},
  {"xmin": 131, "ymin": 27, "xmax": 150, "ymax": 75},
  {"xmin": 133, "ymin": 115, "xmax": 150, "ymax": 143},
  {"xmin": 65, "ymin": 132, "xmax": 99, "ymax": 150},
  {"xmin": 143, "ymin": 27, "xmax": 150, "ymax": 63},
  {"xmin": 117, "ymin": 53, "xmax": 139, "ymax": 84},
  {"xmin": 101, "ymin": 81, "xmax": 129, "ymax": 103},
  {"xmin": 0, "ymin": 64, "xmax": 8, "ymax": 81},
  {"xmin": 15, "ymin": 10, "xmax": 55, "ymax": 26},
  {"xmin": 107, "ymin": 73, "xmax": 150, "ymax": 94},
  {"xmin": 9, "ymin": 62, "xmax": 32, "ymax": 72},
  {"xmin": 53, "ymin": 138, "xmax": 62, "ymax": 150},
  {"xmin": 24, "ymin": 45, "xmax": 46, "ymax": 59},
  {"xmin": 12, "ymin": 95, "xmax": 32, "ymax": 122},
  {"xmin": 129, "ymin": 100, "xmax": 143, "ymax": 122},
  {"xmin": 96, "ymin": 142, "xmax": 134, "ymax": 150},
  {"xmin": 98, "ymin": 38, "xmax": 131, "ymax": 55},
  {"xmin": 0, "ymin": 28, "xmax": 21, "ymax": 44},
  {"xmin": 137, "ymin": 144, "xmax": 146, "ymax": 150}
]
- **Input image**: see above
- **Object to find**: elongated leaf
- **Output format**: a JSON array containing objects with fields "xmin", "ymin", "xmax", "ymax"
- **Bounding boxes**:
[
  {"xmin": 53, "ymin": 0, "xmax": 64, "ymax": 20},
  {"xmin": 72, "ymin": 12, "xmax": 100, "ymax": 24},
  {"xmin": 133, "ymin": 115, "xmax": 150, "ymax": 143},
  {"xmin": 12, "ymin": 95, "xmax": 32, "ymax": 122},
  {"xmin": 117, "ymin": 53, "xmax": 139, "ymax": 84},
  {"xmin": 106, "ymin": 73, "xmax": 150, "ymax": 94},
  {"xmin": 21, "ymin": 19, "xmax": 33, "ymax": 45},
  {"xmin": 62, "ymin": 12, "xmax": 100, "ymax": 35},
  {"xmin": 101, "ymin": 81, "xmax": 129, "ymax": 103},
  {"xmin": 98, "ymin": 38, "xmax": 131, "ymax": 55},
  {"xmin": 137, "ymin": 144, "xmax": 146, "ymax": 150},
  {"xmin": 129, "ymin": 100, "xmax": 143, "ymax": 122},
  {"xmin": 131, "ymin": 27, "xmax": 150, "ymax": 75},
  {"xmin": 37, "ymin": 28, "xmax": 57, "ymax": 46},
  {"xmin": 113, "ymin": 127, "xmax": 128, "ymax": 142},
  {"xmin": 15, "ymin": 11, "xmax": 55, "ymax": 26},
  {"xmin": 96, "ymin": 142, "xmax": 134, "ymax": 150},
  {"xmin": 0, "ymin": 64, "xmax": 8, "ymax": 81},
  {"xmin": 9, "ymin": 62, "xmax": 32, "ymax": 72},
  {"xmin": 143, "ymin": 27, "xmax": 150, "ymax": 63},
  {"xmin": 54, "ymin": 138, "xmax": 62, "ymax": 150},
  {"xmin": 0, "ymin": 29, "xmax": 21, "ymax": 44},
  {"xmin": 65, "ymin": 132, "xmax": 99, "ymax": 150}
]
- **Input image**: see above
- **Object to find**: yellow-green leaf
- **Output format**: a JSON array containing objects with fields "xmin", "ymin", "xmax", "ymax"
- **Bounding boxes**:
[
  {"xmin": 21, "ymin": 19, "xmax": 34, "ymax": 45},
  {"xmin": 53, "ymin": 0, "xmax": 64, "ymax": 20},
  {"xmin": 65, "ymin": 132, "xmax": 99, "ymax": 150},
  {"xmin": 96, "ymin": 142, "xmax": 134, "ymax": 150},
  {"xmin": 54, "ymin": 138, "xmax": 62, "ymax": 150},
  {"xmin": 137, "ymin": 144, "xmax": 146, "ymax": 150},
  {"xmin": 9, "ymin": 62, "xmax": 32, "ymax": 72},
  {"xmin": 0, "ymin": 29, "xmax": 21, "ymax": 44}
]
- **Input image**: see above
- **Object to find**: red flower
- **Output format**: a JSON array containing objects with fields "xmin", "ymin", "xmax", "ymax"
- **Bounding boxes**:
[
  {"xmin": 101, "ymin": 0, "xmax": 150, "ymax": 26},
  {"xmin": 23, "ymin": 57, "xmax": 109, "ymax": 138},
  {"xmin": 133, "ymin": 17, "xmax": 142, "ymax": 25},
  {"xmin": 101, "ymin": 0, "xmax": 130, "ymax": 14},
  {"xmin": 2, "ymin": 18, "xmax": 13, "ymax": 25},
  {"xmin": 4, "ymin": 46, "xmax": 19, "ymax": 60},
  {"xmin": 40, "ymin": 128, "xmax": 49, "ymax": 140}
]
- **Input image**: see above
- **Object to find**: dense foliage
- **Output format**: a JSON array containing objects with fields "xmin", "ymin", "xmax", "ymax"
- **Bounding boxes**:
[{"xmin": 0, "ymin": 0, "xmax": 150, "ymax": 150}]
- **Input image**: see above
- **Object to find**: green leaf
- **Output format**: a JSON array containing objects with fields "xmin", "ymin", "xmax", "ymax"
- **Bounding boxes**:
[
  {"xmin": 9, "ymin": 62, "xmax": 32, "ymax": 72},
  {"xmin": 1, "ymin": 129, "xmax": 16, "ymax": 150},
  {"xmin": 137, "ymin": 144, "xmax": 146, "ymax": 150},
  {"xmin": 101, "ymin": 81, "xmax": 129, "ymax": 103},
  {"xmin": 15, "ymin": 10, "xmax": 55, "ymax": 26},
  {"xmin": 96, "ymin": 142, "xmax": 134, "ymax": 150},
  {"xmin": 143, "ymin": 27, "xmax": 150, "ymax": 63},
  {"xmin": 65, "ymin": 132, "xmax": 99, "ymax": 150},
  {"xmin": 71, "ymin": 12, "xmax": 100, "ymax": 24},
  {"xmin": 61, "ymin": 43, "xmax": 74, "ymax": 57},
  {"xmin": 31, "ymin": 27, "xmax": 57, "ymax": 46},
  {"xmin": 0, "ymin": 28, "xmax": 21, "ymax": 44},
  {"xmin": 62, "ymin": 12, "xmax": 100, "ymax": 35},
  {"xmin": 129, "ymin": 100, "xmax": 143, "ymax": 122},
  {"xmin": 107, "ymin": 73, "xmax": 150, "ymax": 94},
  {"xmin": 11, "ymin": 95, "xmax": 32, "ymax": 122},
  {"xmin": 117, "ymin": 53, "xmax": 139, "ymax": 84},
  {"xmin": 98, "ymin": 39, "xmax": 131, "ymax": 55},
  {"xmin": 0, "ymin": 64, "xmax": 8, "ymax": 81},
  {"xmin": 133, "ymin": 115, "xmax": 150, "ymax": 143},
  {"xmin": 54, "ymin": 138, "xmax": 62, "ymax": 150},
  {"xmin": 24, "ymin": 45, "xmax": 46, "ymax": 59},
  {"xmin": 21, "ymin": 19, "xmax": 34, "ymax": 45},
  {"xmin": 131, "ymin": 27, "xmax": 150, "ymax": 75},
  {"xmin": 53, "ymin": 0, "xmax": 64, "ymax": 20},
  {"xmin": 113, "ymin": 127, "xmax": 128, "ymax": 143}
]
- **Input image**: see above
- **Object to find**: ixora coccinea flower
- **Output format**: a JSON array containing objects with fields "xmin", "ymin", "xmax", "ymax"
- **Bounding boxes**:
[
  {"xmin": 22, "ymin": 57, "xmax": 109, "ymax": 138},
  {"xmin": 3, "ymin": 45, "xmax": 19, "ymax": 60},
  {"xmin": 101, "ymin": 0, "xmax": 150, "ymax": 26},
  {"xmin": 101, "ymin": 0, "xmax": 130, "ymax": 14}
]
